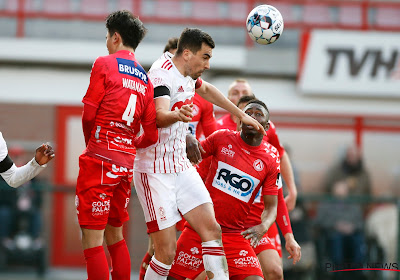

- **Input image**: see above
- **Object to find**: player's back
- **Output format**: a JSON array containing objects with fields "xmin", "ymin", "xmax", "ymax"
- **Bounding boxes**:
[
  {"xmin": 135, "ymin": 52, "xmax": 196, "ymax": 174},
  {"xmin": 201, "ymin": 130, "xmax": 280, "ymax": 233},
  {"xmin": 84, "ymin": 50, "xmax": 154, "ymax": 169}
]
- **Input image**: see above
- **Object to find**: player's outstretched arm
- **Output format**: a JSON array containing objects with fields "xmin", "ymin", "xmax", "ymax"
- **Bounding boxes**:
[
  {"xmin": 284, "ymin": 233, "xmax": 301, "ymax": 265},
  {"xmin": 196, "ymin": 81, "xmax": 265, "ymax": 134},
  {"xmin": 1, "ymin": 143, "xmax": 54, "ymax": 188},
  {"xmin": 281, "ymin": 152, "xmax": 298, "ymax": 211},
  {"xmin": 241, "ymin": 195, "xmax": 277, "ymax": 247}
]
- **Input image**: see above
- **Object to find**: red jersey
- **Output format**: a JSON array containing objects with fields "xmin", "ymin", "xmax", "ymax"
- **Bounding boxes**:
[
  {"xmin": 82, "ymin": 50, "xmax": 157, "ymax": 168},
  {"xmin": 188, "ymin": 93, "xmax": 216, "ymax": 140},
  {"xmin": 201, "ymin": 130, "xmax": 281, "ymax": 233},
  {"xmin": 216, "ymin": 113, "xmax": 236, "ymax": 131}
]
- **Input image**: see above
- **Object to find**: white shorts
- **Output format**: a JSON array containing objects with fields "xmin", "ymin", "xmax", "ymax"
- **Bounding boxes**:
[{"xmin": 134, "ymin": 166, "xmax": 212, "ymax": 233}]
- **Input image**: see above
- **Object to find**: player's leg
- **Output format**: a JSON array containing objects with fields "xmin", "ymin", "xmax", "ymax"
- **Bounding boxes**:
[
  {"xmin": 257, "ymin": 249, "xmax": 283, "ymax": 280},
  {"xmin": 105, "ymin": 176, "xmax": 132, "ymax": 280},
  {"xmin": 178, "ymin": 167, "xmax": 228, "ymax": 279},
  {"xmin": 76, "ymin": 155, "xmax": 114, "ymax": 280},
  {"xmin": 139, "ymin": 237, "xmax": 154, "ymax": 280},
  {"xmin": 134, "ymin": 172, "xmax": 183, "ymax": 280}
]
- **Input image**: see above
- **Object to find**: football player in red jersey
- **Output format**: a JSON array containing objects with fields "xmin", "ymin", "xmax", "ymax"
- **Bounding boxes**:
[
  {"xmin": 236, "ymin": 97, "xmax": 301, "ymax": 280},
  {"xmin": 169, "ymin": 100, "xmax": 279, "ymax": 280},
  {"xmin": 76, "ymin": 10, "xmax": 158, "ymax": 280}
]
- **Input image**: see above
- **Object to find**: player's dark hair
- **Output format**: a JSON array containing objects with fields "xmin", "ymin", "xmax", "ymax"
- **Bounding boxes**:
[
  {"xmin": 106, "ymin": 10, "xmax": 147, "ymax": 50},
  {"xmin": 237, "ymin": 95, "xmax": 256, "ymax": 107},
  {"xmin": 163, "ymin": 37, "xmax": 179, "ymax": 53},
  {"xmin": 246, "ymin": 99, "xmax": 270, "ymax": 119},
  {"xmin": 175, "ymin": 28, "xmax": 215, "ymax": 56}
]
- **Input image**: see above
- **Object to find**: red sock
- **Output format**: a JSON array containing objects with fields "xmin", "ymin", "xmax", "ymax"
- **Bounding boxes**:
[
  {"xmin": 84, "ymin": 246, "xmax": 109, "ymax": 280},
  {"xmin": 107, "ymin": 239, "xmax": 131, "ymax": 280},
  {"xmin": 139, "ymin": 252, "xmax": 152, "ymax": 280}
]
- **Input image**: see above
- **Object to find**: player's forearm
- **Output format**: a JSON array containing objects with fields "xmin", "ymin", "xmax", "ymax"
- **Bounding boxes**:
[
  {"xmin": 281, "ymin": 152, "xmax": 297, "ymax": 197},
  {"xmin": 155, "ymin": 108, "xmax": 180, "ymax": 128},
  {"xmin": 1, "ymin": 158, "xmax": 46, "ymax": 188},
  {"xmin": 134, "ymin": 124, "xmax": 159, "ymax": 148},
  {"xmin": 260, "ymin": 206, "xmax": 277, "ymax": 235},
  {"xmin": 197, "ymin": 82, "xmax": 246, "ymax": 120}
]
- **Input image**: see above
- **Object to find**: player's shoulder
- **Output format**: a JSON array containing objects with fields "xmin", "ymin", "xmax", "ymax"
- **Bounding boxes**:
[
  {"xmin": 150, "ymin": 53, "xmax": 174, "ymax": 72},
  {"xmin": 210, "ymin": 129, "xmax": 235, "ymax": 139},
  {"xmin": 0, "ymin": 132, "xmax": 8, "ymax": 160},
  {"xmin": 260, "ymin": 141, "xmax": 280, "ymax": 160}
]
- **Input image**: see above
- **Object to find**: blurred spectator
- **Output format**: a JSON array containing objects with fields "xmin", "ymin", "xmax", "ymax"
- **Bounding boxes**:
[
  {"xmin": 323, "ymin": 145, "xmax": 371, "ymax": 196},
  {"xmin": 315, "ymin": 179, "xmax": 366, "ymax": 279}
]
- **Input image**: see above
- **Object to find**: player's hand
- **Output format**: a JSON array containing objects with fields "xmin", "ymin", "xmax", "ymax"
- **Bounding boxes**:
[
  {"xmin": 175, "ymin": 104, "xmax": 193, "ymax": 123},
  {"xmin": 285, "ymin": 191, "xmax": 297, "ymax": 212},
  {"xmin": 34, "ymin": 143, "xmax": 55, "ymax": 166},
  {"xmin": 241, "ymin": 224, "xmax": 267, "ymax": 248},
  {"xmin": 186, "ymin": 134, "xmax": 205, "ymax": 165},
  {"xmin": 239, "ymin": 114, "xmax": 266, "ymax": 135},
  {"xmin": 284, "ymin": 233, "xmax": 301, "ymax": 265}
]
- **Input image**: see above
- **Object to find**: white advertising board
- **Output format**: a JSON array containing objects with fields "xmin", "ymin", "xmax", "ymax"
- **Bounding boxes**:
[{"xmin": 299, "ymin": 30, "xmax": 400, "ymax": 97}]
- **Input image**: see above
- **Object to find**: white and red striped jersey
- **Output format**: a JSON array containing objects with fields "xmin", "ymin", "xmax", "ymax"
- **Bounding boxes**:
[{"xmin": 134, "ymin": 52, "xmax": 201, "ymax": 173}]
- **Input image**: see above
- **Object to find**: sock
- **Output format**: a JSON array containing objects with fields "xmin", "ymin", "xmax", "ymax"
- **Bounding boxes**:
[
  {"xmin": 144, "ymin": 256, "xmax": 171, "ymax": 280},
  {"xmin": 202, "ymin": 240, "xmax": 229, "ymax": 280},
  {"xmin": 84, "ymin": 246, "xmax": 109, "ymax": 280},
  {"xmin": 107, "ymin": 239, "xmax": 131, "ymax": 280},
  {"xmin": 139, "ymin": 252, "xmax": 152, "ymax": 280}
]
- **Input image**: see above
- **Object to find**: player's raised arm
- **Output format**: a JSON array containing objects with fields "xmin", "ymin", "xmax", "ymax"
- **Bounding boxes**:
[{"xmin": 196, "ymin": 81, "xmax": 265, "ymax": 135}]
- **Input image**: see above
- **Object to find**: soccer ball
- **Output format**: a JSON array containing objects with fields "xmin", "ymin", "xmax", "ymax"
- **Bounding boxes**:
[{"xmin": 246, "ymin": 5, "xmax": 284, "ymax": 45}]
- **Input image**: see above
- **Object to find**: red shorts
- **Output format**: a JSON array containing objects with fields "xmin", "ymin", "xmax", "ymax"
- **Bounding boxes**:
[
  {"xmin": 169, "ymin": 227, "xmax": 263, "ymax": 280},
  {"xmin": 75, "ymin": 154, "xmax": 133, "ymax": 230},
  {"xmin": 253, "ymin": 222, "xmax": 282, "ymax": 257}
]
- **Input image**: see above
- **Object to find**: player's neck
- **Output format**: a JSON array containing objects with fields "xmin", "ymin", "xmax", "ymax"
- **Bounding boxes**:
[
  {"xmin": 171, "ymin": 56, "xmax": 187, "ymax": 77},
  {"xmin": 240, "ymin": 132, "xmax": 263, "ymax": 147},
  {"xmin": 114, "ymin": 44, "xmax": 134, "ymax": 54}
]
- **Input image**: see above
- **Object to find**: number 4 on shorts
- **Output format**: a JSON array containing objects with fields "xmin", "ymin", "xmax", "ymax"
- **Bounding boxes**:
[{"xmin": 122, "ymin": 94, "xmax": 137, "ymax": 126}]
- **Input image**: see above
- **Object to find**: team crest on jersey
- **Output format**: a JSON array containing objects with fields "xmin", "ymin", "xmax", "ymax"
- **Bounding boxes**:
[
  {"xmin": 117, "ymin": 58, "xmax": 148, "ymax": 84},
  {"xmin": 212, "ymin": 161, "xmax": 260, "ymax": 203},
  {"xmin": 253, "ymin": 159, "xmax": 264, "ymax": 171},
  {"xmin": 192, "ymin": 104, "xmax": 199, "ymax": 116}
]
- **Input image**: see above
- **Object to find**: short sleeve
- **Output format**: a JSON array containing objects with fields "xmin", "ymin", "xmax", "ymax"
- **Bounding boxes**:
[
  {"xmin": 195, "ymin": 77, "xmax": 203, "ymax": 89},
  {"xmin": 141, "ymin": 81, "xmax": 156, "ymax": 126},
  {"xmin": 266, "ymin": 121, "xmax": 285, "ymax": 158},
  {"xmin": 148, "ymin": 68, "xmax": 173, "ymax": 93},
  {"xmin": 262, "ymin": 162, "xmax": 281, "ymax": 196},
  {"xmin": 82, "ymin": 56, "xmax": 107, "ymax": 108},
  {"xmin": 0, "ymin": 132, "xmax": 8, "ymax": 162}
]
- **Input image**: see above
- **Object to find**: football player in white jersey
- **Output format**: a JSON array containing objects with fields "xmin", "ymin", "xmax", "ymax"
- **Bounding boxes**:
[
  {"xmin": 0, "ymin": 132, "xmax": 54, "ymax": 188},
  {"xmin": 134, "ymin": 28, "xmax": 265, "ymax": 280}
]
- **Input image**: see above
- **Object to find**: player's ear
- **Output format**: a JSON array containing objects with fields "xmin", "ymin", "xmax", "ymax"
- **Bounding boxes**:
[
  {"xmin": 182, "ymin": 49, "xmax": 191, "ymax": 61},
  {"xmin": 265, "ymin": 121, "xmax": 270, "ymax": 131}
]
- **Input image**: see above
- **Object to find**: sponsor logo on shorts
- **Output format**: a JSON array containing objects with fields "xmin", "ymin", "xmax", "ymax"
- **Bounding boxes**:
[
  {"xmin": 233, "ymin": 256, "xmax": 261, "ymax": 268},
  {"xmin": 176, "ymin": 251, "xmax": 203, "ymax": 270},
  {"xmin": 92, "ymin": 200, "xmax": 110, "ymax": 216},
  {"xmin": 124, "ymin": 198, "xmax": 130, "ymax": 209},
  {"xmin": 212, "ymin": 161, "xmax": 260, "ymax": 203},
  {"xmin": 159, "ymin": 207, "xmax": 166, "ymax": 221},
  {"xmin": 239, "ymin": 250, "xmax": 248, "ymax": 256},
  {"xmin": 190, "ymin": 247, "xmax": 199, "ymax": 255},
  {"xmin": 75, "ymin": 195, "xmax": 79, "ymax": 214}
]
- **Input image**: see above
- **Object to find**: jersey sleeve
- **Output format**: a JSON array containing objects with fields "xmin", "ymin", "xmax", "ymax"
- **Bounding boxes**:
[
  {"xmin": 195, "ymin": 77, "xmax": 203, "ymax": 89},
  {"xmin": 267, "ymin": 121, "xmax": 285, "ymax": 158},
  {"xmin": 134, "ymin": 81, "xmax": 158, "ymax": 148},
  {"xmin": 200, "ymin": 100, "xmax": 217, "ymax": 137},
  {"xmin": 0, "ymin": 132, "xmax": 8, "ymax": 162},
  {"xmin": 82, "ymin": 56, "xmax": 107, "ymax": 108},
  {"xmin": 148, "ymin": 67, "xmax": 173, "ymax": 93},
  {"xmin": 261, "ymin": 161, "xmax": 281, "ymax": 196},
  {"xmin": 276, "ymin": 187, "xmax": 293, "ymax": 236}
]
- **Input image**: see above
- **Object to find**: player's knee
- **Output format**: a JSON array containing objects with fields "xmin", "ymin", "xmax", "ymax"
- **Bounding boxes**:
[
  {"xmin": 265, "ymin": 264, "xmax": 283, "ymax": 280},
  {"xmin": 155, "ymin": 242, "xmax": 177, "ymax": 264}
]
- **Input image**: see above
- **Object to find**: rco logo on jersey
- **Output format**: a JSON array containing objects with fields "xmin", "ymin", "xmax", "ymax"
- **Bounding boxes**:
[
  {"xmin": 212, "ymin": 161, "xmax": 260, "ymax": 203},
  {"xmin": 117, "ymin": 58, "xmax": 148, "ymax": 84}
]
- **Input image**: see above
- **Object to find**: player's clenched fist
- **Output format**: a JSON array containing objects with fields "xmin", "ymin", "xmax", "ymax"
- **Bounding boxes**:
[{"xmin": 34, "ymin": 143, "xmax": 55, "ymax": 166}]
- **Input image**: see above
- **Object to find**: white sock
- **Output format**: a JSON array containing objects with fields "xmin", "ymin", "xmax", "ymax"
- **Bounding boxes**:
[
  {"xmin": 144, "ymin": 256, "xmax": 171, "ymax": 280},
  {"xmin": 202, "ymin": 240, "xmax": 229, "ymax": 280}
]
